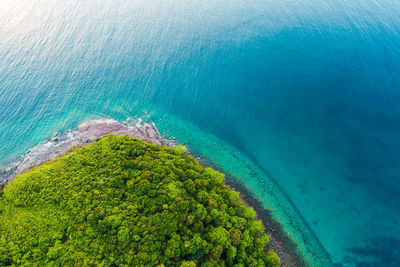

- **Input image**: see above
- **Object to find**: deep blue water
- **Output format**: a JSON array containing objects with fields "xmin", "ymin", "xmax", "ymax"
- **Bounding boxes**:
[{"xmin": 1, "ymin": 0, "xmax": 400, "ymax": 265}]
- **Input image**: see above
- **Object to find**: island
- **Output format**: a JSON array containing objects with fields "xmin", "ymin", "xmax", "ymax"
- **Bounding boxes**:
[{"xmin": 0, "ymin": 133, "xmax": 281, "ymax": 266}]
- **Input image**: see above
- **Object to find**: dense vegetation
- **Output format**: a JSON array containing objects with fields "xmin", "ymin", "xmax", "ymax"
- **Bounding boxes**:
[{"xmin": 0, "ymin": 134, "xmax": 280, "ymax": 266}]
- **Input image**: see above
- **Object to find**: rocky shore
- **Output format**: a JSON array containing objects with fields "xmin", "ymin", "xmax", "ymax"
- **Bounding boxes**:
[
  {"xmin": 0, "ymin": 118, "xmax": 304, "ymax": 266},
  {"xmin": 193, "ymin": 155, "xmax": 307, "ymax": 267},
  {"xmin": 228, "ymin": 179, "xmax": 306, "ymax": 267},
  {"xmin": 0, "ymin": 118, "xmax": 172, "ymax": 183}
]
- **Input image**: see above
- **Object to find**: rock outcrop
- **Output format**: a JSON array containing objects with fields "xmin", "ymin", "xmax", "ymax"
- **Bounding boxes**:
[{"xmin": 0, "ymin": 118, "xmax": 170, "ymax": 182}]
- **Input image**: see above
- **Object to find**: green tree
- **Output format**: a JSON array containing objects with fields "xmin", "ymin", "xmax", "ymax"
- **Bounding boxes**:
[{"xmin": 0, "ymin": 135, "xmax": 280, "ymax": 266}]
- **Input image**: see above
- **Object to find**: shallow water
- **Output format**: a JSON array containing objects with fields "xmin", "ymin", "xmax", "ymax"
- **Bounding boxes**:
[{"xmin": 1, "ymin": 0, "xmax": 400, "ymax": 265}]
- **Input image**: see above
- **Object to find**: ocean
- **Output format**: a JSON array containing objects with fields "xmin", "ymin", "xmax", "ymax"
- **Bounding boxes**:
[{"xmin": 1, "ymin": 0, "xmax": 400, "ymax": 265}]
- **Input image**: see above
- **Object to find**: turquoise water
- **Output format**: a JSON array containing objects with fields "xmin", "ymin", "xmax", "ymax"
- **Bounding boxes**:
[{"xmin": 1, "ymin": 0, "xmax": 400, "ymax": 265}]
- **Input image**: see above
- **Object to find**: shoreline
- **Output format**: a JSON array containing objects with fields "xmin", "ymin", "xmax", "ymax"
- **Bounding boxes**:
[
  {"xmin": 1, "ymin": 118, "xmax": 306, "ymax": 266},
  {"xmin": 226, "ymin": 175, "xmax": 306, "ymax": 267},
  {"xmin": 0, "ymin": 118, "xmax": 172, "ymax": 183},
  {"xmin": 191, "ymin": 154, "xmax": 307, "ymax": 267}
]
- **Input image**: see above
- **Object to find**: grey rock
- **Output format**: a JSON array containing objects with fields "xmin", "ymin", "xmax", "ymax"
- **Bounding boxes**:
[{"xmin": 0, "ymin": 118, "xmax": 175, "ymax": 184}]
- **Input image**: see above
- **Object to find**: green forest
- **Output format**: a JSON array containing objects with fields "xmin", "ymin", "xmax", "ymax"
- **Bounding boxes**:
[{"xmin": 0, "ymin": 134, "xmax": 280, "ymax": 266}]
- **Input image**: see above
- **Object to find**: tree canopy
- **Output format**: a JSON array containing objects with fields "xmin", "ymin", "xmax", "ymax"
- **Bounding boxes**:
[{"xmin": 0, "ymin": 134, "xmax": 280, "ymax": 266}]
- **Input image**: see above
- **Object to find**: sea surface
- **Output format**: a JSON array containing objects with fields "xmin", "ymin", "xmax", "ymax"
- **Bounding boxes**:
[{"xmin": 1, "ymin": 0, "xmax": 400, "ymax": 266}]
